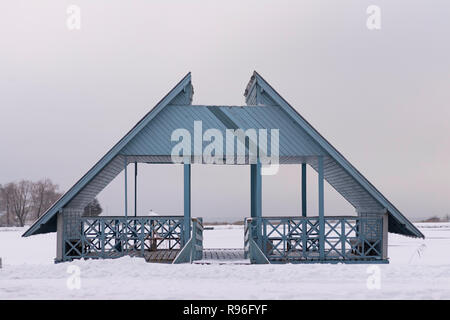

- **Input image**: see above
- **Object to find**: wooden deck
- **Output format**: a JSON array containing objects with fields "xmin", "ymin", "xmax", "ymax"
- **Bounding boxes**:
[
  {"xmin": 82, "ymin": 249, "xmax": 181, "ymax": 263},
  {"xmin": 144, "ymin": 249, "xmax": 180, "ymax": 263},
  {"xmin": 267, "ymin": 249, "xmax": 382, "ymax": 263},
  {"xmin": 144, "ymin": 248, "xmax": 250, "ymax": 264},
  {"xmin": 82, "ymin": 248, "xmax": 381, "ymax": 264},
  {"xmin": 194, "ymin": 248, "xmax": 250, "ymax": 265}
]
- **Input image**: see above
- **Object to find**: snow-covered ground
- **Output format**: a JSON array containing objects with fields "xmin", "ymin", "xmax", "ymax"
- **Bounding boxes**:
[{"xmin": 1, "ymin": 223, "xmax": 450, "ymax": 299}]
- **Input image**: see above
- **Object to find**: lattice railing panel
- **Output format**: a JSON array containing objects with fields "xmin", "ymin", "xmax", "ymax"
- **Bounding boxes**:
[
  {"xmin": 255, "ymin": 216, "xmax": 383, "ymax": 262},
  {"xmin": 62, "ymin": 216, "xmax": 185, "ymax": 261}
]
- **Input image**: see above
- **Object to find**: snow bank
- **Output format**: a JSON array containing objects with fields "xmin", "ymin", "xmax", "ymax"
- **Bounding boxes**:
[{"xmin": 1, "ymin": 224, "xmax": 449, "ymax": 299}]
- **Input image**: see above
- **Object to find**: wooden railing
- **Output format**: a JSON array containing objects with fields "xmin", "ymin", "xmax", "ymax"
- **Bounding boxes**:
[
  {"xmin": 172, "ymin": 218, "xmax": 204, "ymax": 264},
  {"xmin": 244, "ymin": 218, "xmax": 270, "ymax": 264},
  {"xmin": 62, "ymin": 216, "xmax": 185, "ymax": 261},
  {"xmin": 191, "ymin": 218, "xmax": 204, "ymax": 261},
  {"xmin": 244, "ymin": 218, "xmax": 251, "ymax": 257},
  {"xmin": 248, "ymin": 216, "xmax": 385, "ymax": 263}
]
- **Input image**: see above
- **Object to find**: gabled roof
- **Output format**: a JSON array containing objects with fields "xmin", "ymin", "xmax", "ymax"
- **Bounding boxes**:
[
  {"xmin": 23, "ymin": 71, "xmax": 423, "ymax": 238},
  {"xmin": 23, "ymin": 72, "xmax": 193, "ymax": 237},
  {"xmin": 244, "ymin": 71, "xmax": 423, "ymax": 238},
  {"xmin": 120, "ymin": 105, "xmax": 324, "ymax": 159}
]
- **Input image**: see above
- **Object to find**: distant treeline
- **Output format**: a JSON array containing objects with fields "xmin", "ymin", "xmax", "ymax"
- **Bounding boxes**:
[
  {"xmin": 0, "ymin": 179, "xmax": 102, "ymax": 227},
  {"xmin": 419, "ymin": 215, "xmax": 450, "ymax": 223}
]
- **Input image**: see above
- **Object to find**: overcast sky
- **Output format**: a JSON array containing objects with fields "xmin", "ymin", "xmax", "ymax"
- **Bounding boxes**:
[{"xmin": 1, "ymin": 1, "xmax": 449, "ymax": 222}]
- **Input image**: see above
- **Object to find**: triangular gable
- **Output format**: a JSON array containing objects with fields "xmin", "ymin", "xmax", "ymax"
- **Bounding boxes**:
[
  {"xmin": 247, "ymin": 71, "xmax": 423, "ymax": 238},
  {"xmin": 119, "ymin": 104, "xmax": 325, "ymax": 160},
  {"xmin": 23, "ymin": 73, "xmax": 192, "ymax": 237},
  {"xmin": 24, "ymin": 71, "xmax": 423, "ymax": 239}
]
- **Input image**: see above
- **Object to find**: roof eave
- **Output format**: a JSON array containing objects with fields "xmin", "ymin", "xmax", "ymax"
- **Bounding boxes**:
[
  {"xmin": 22, "ymin": 72, "xmax": 192, "ymax": 237},
  {"xmin": 251, "ymin": 71, "xmax": 424, "ymax": 239}
]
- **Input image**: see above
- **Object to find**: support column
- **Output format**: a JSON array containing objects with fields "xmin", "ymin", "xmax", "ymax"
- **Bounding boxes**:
[
  {"xmin": 256, "ymin": 161, "xmax": 262, "ymax": 219},
  {"xmin": 318, "ymin": 156, "xmax": 325, "ymax": 260},
  {"xmin": 250, "ymin": 161, "xmax": 262, "ymax": 247},
  {"xmin": 134, "ymin": 162, "xmax": 138, "ymax": 217},
  {"xmin": 56, "ymin": 210, "xmax": 64, "ymax": 261},
  {"xmin": 184, "ymin": 163, "xmax": 191, "ymax": 242},
  {"xmin": 250, "ymin": 162, "xmax": 262, "ymax": 218},
  {"xmin": 302, "ymin": 163, "xmax": 307, "ymax": 217},
  {"xmin": 250, "ymin": 164, "xmax": 256, "ymax": 218},
  {"xmin": 124, "ymin": 156, "xmax": 128, "ymax": 218},
  {"xmin": 382, "ymin": 212, "xmax": 388, "ymax": 260}
]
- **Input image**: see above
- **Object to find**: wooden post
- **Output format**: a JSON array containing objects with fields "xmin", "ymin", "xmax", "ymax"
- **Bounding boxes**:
[
  {"xmin": 250, "ymin": 161, "xmax": 262, "ymax": 246},
  {"xmin": 302, "ymin": 163, "xmax": 307, "ymax": 217},
  {"xmin": 134, "ymin": 162, "xmax": 138, "ymax": 217},
  {"xmin": 251, "ymin": 164, "xmax": 256, "ymax": 218},
  {"xmin": 256, "ymin": 161, "xmax": 262, "ymax": 219},
  {"xmin": 382, "ymin": 212, "xmax": 388, "ymax": 260},
  {"xmin": 184, "ymin": 163, "xmax": 191, "ymax": 243},
  {"xmin": 250, "ymin": 162, "xmax": 262, "ymax": 218},
  {"xmin": 124, "ymin": 156, "xmax": 128, "ymax": 218},
  {"xmin": 318, "ymin": 156, "xmax": 325, "ymax": 260},
  {"xmin": 56, "ymin": 210, "xmax": 64, "ymax": 261}
]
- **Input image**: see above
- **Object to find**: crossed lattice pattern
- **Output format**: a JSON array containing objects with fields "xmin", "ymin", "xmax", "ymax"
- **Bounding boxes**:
[
  {"xmin": 259, "ymin": 218, "xmax": 321, "ymax": 260},
  {"xmin": 63, "ymin": 216, "xmax": 184, "ymax": 261},
  {"xmin": 256, "ymin": 216, "xmax": 383, "ymax": 262},
  {"xmin": 323, "ymin": 218, "xmax": 382, "ymax": 260}
]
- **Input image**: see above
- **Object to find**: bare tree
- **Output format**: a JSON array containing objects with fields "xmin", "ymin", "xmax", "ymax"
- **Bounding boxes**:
[
  {"xmin": 31, "ymin": 179, "xmax": 62, "ymax": 220},
  {"xmin": 0, "ymin": 184, "xmax": 6, "ymax": 226},
  {"xmin": 0, "ymin": 179, "xmax": 65, "ymax": 227},
  {"xmin": 0, "ymin": 184, "xmax": 4, "ymax": 224},
  {"xmin": 0, "ymin": 183, "xmax": 16, "ymax": 226},
  {"xmin": 8, "ymin": 180, "xmax": 34, "ymax": 227},
  {"xmin": 83, "ymin": 198, "xmax": 103, "ymax": 217}
]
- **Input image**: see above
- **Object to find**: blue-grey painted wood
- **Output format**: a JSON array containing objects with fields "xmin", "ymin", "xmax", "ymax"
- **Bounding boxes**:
[
  {"xmin": 302, "ymin": 163, "xmax": 307, "ymax": 217},
  {"xmin": 134, "ymin": 162, "xmax": 137, "ymax": 217},
  {"xmin": 244, "ymin": 78, "xmax": 277, "ymax": 106},
  {"xmin": 248, "ymin": 238, "xmax": 270, "ymax": 264},
  {"xmin": 250, "ymin": 162, "xmax": 262, "ymax": 219},
  {"xmin": 253, "ymin": 216, "xmax": 385, "ymax": 263},
  {"xmin": 121, "ymin": 105, "xmax": 324, "ymax": 158},
  {"xmin": 24, "ymin": 71, "xmax": 422, "ymax": 240},
  {"xmin": 60, "ymin": 216, "xmax": 185, "ymax": 262},
  {"xmin": 250, "ymin": 161, "xmax": 262, "ymax": 247},
  {"xmin": 318, "ymin": 156, "xmax": 325, "ymax": 260},
  {"xmin": 124, "ymin": 156, "xmax": 128, "ymax": 218},
  {"xmin": 309, "ymin": 157, "xmax": 383, "ymax": 212},
  {"xmin": 66, "ymin": 155, "xmax": 125, "ymax": 209},
  {"xmin": 250, "ymin": 164, "xmax": 256, "ymax": 218},
  {"xmin": 256, "ymin": 161, "xmax": 262, "ymax": 219},
  {"xmin": 168, "ymin": 82, "xmax": 193, "ymax": 105},
  {"xmin": 244, "ymin": 218, "xmax": 270, "ymax": 264},
  {"xmin": 173, "ymin": 218, "xmax": 203, "ymax": 264},
  {"xmin": 247, "ymin": 71, "xmax": 423, "ymax": 238},
  {"xmin": 184, "ymin": 163, "xmax": 191, "ymax": 242},
  {"xmin": 23, "ymin": 73, "xmax": 193, "ymax": 237}
]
